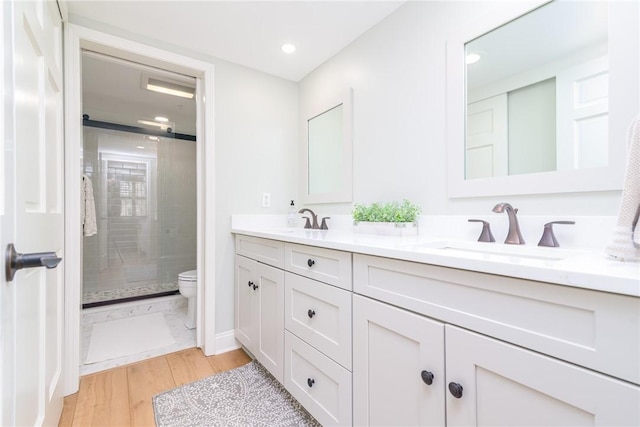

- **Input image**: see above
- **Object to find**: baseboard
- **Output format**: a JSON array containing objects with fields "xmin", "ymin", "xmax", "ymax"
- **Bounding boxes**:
[{"xmin": 215, "ymin": 329, "xmax": 241, "ymax": 354}]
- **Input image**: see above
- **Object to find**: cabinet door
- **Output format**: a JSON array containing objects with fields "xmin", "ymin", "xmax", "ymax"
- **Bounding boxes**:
[
  {"xmin": 353, "ymin": 295, "xmax": 445, "ymax": 426},
  {"xmin": 446, "ymin": 325, "xmax": 640, "ymax": 427},
  {"xmin": 235, "ymin": 255, "xmax": 257, "ymax": 350},
  {"xmin": 256, "ymin": 262, "xmax": 285, "ymax": 383}
]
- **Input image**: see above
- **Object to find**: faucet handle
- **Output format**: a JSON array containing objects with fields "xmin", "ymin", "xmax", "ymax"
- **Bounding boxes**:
[
  {"xmin": 320, "ymin": 217, "xmax": 330, "ymax": 230},
  {"xmin": 468, "ymin": 219, "xmax": 495, "ymax": 243},
  {"xmin": 537, "ymin": 221, "xmax": 575, "ymax": 247},
  {"xmin": 302, "ymin": 217, "xmax": 312, "ymax": 229}
]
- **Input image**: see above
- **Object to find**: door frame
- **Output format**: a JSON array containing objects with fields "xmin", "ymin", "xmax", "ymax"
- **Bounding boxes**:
[{"xmin": 63, "ymin": 23, "xmax": 216, "ymax": 395}]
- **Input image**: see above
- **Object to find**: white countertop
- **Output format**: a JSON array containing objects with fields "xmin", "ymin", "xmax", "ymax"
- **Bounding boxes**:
[{"xmin": 231, "ymin": 218, "xmax": 640, "ymax": 298}]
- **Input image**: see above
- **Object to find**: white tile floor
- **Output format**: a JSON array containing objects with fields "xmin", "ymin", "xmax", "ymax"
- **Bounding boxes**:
[{"xmin": 80, "ymin": 294, "xmax": 196, "ymax": 376}]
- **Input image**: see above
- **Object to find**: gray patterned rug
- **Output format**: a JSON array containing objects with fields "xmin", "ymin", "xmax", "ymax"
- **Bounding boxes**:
[{"xmin": 153, "ymin": 360, "xmax": 321, "ymax": 427}]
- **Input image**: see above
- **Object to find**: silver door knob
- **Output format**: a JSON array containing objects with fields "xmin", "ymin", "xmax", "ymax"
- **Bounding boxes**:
[{"xmin": 5, "ymin": 243, "xmax": 62, "ymax": 281}]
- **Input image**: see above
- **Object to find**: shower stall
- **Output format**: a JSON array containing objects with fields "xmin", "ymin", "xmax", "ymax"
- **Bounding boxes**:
[{"xmin": 81, "ymin": 123, "xmax": 197, "ymax": 307}]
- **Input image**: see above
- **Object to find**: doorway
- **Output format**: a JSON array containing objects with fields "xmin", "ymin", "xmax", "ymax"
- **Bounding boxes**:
[
  {"xmin": 64, "ymin": 24, "xmax": 216, "ymax": 395},
  {"xmin": 81, "ymin": 52, "xmax": 197, "ymax": 309}
]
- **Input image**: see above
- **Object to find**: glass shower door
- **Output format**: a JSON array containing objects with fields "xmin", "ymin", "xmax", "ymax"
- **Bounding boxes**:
[{"xmin": 82, "ymin": 126, "xmax": 196, "ymax": 307}]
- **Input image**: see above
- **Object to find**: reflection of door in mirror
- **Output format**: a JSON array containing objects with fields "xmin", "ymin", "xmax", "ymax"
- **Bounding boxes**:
[
  {"xmin": 556, "ymin": 57, "xmax": 609, "ymax": 170},
  {"xmin": 465, "ymin": 1, "xmax": 608, "ymax": 179},
  {"xmin": 466, "ymin": 94, "xmax": 507, "ymax": 179},
  {"xmin": 308, "ymin": 104, "xmax": 344, "ymax": 195}
]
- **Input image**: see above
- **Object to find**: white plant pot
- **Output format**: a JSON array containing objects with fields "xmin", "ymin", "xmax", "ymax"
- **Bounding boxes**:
[{"xmin": 353, "ymin": 221, "xmax": 418, "ymax": 236}]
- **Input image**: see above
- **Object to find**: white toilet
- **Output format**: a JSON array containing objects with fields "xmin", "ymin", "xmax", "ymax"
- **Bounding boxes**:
[{"xmin": 178, "ymin": 270, "xmax": 197, "ymax": 329}]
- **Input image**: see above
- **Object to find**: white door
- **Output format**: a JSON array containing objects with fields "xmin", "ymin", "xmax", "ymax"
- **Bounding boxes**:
[
  {"xmin": 556, "ymin": 56, "xmax": 609, "ymax": 171},
  {"xmin": 466, "ymin": 94, "xmax": 508, "ymax": 179},
  {"xmin": 1, "ymin": 1, "xmax": 65, "ymax": 426}
]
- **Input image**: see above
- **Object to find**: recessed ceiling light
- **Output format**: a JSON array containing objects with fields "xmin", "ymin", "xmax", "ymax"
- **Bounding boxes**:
[
  {"xmin": 136, "ymin": 146, "xmax": 145, "ymax": 149},
  {"xmin": 281, "ymin": 43, "xmax": 296, "ymax": 54},
  {"xmin": 155, "ymin": 116, "xmax": 169, "ymax": 122},
  {"xmin": 466, "ymin": 53, "xmax": 481, "ymax": 64}
]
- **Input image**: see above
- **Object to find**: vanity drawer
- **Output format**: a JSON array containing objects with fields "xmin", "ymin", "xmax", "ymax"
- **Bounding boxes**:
[
  {"xmin": 284, "ymin": 243, "xmax": 352, "ymax": 290},
  {"xmin": 353, "ymin": 253, "xmax": 640, "ymax": 385},
  {"xmin": 285, "ymin": 272, "xmax": 352, "ymax": 370},
  {"xmin": 235, "ymin": 235, "xmax": 284, "ymax": 269},
  {"xmin": 284, "ymin": 331, "xmax": 352, "ymax": 427}
]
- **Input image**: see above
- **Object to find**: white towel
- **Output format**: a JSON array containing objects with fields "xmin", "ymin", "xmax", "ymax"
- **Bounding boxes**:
[
  {"xmin": 606, "ymin": 115, "xmax": 640, "ymax": 262},
  {"xmin": 82, "ymin": 175, "xmax": 98, "ymax": 237}
]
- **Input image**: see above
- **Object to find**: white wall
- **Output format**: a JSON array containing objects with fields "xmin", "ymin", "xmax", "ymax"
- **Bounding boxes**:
[
  {"xmin": 68, "ymin": 16, "xmax": 299, "ymax": 334},
  {"xmin": 299, "ymin": 1, "xmax": 624, "ymax": 216},
  {"xmin": 213, "ymin": 63, "xmax": 298, "ymax": 332}
]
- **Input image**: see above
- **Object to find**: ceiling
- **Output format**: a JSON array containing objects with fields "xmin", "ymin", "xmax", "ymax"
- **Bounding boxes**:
[{"xmin": 66, "ymin": 0, "xmax": 405, "ymax": 82}]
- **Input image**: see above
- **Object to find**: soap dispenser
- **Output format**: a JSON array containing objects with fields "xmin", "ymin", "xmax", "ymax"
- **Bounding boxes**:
[{"xmin": 287, "ymin": 200, "xmax": 298, "ymax": 226}]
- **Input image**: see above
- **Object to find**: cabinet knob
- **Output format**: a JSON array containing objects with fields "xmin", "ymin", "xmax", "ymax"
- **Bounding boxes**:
[
  {"xmin": 307, "ymin": 258, "xmax": 315, "ymax": 268},
  {"xmin": 252, "ymin": 283, "xmax": 258, "ymax": 290},
  {"xmin": 420, "ymin": 370, "xmax": 434, "ymax": 385},
  {"xmin": 307, "ymin": 378, "xmax": 315, "ymax": 388},
  {"xmin": 448, "ymin": 382, "xmax": 463, "ymax": 399},
  {"xmin": 307, "ymin": 309, "xmax": 316, "ymax": 318},
  {"xmin": 247, "ymin": 281, "xmax": 253, "ymax": 288}
]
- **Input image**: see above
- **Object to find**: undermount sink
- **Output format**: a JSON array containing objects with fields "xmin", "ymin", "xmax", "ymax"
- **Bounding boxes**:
[
  {"xmin": 268, "ymin": 227, "xmax": 303, "ymax": 234},
  {"xmin": 405, "ymin": 240, "xmax": 586, "ymax": 261}
]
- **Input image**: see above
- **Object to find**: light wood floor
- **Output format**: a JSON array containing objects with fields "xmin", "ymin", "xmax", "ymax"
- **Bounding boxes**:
[{"xmin": 59, "ymin": 347, "xmax": 251, "ymax": 427}]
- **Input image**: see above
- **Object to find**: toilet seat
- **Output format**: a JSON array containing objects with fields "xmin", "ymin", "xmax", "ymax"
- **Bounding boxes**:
[{"xmin": 178, "ymin": 270, "xmax": 197, "ymax": 282}]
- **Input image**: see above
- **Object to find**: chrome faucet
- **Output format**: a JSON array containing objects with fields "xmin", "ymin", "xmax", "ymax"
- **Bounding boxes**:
[
  {"xmin": 298, "ymin": 208, "xmax": 319, "ymax": 229},
  {"xmin": 492, "ymin": 202, "xmax": 525, "ymax": 245}
]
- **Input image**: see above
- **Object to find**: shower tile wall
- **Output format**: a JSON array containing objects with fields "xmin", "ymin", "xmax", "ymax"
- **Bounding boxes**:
[{"xmin": 82, "ymin": 127, "xmax": 196, "ymax": 304}]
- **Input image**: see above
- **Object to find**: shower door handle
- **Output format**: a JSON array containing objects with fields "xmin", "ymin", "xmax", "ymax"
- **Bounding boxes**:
[{"xmin": 5, "ymin": 243, "xmax": 63, "ymax": 282}]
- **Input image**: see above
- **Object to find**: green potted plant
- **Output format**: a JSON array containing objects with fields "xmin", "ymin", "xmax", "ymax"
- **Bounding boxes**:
[{"xmin": 352, "ymin": 199, "xmax": 422, "ymax": 236}]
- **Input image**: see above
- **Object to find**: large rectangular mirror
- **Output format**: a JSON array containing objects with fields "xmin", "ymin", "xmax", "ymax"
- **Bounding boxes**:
[
  {"xmin": 301, "ymin": 89, "xmax": 353, "ymax": 204},
  {"xmin": 446, "ymin": 0, "xmax": 639, "ymax": 197}
]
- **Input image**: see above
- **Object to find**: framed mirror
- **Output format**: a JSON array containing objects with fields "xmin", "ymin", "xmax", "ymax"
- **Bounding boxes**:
[
  {"xmin": 301, "ymin": 88, "xmax": 353, "ymax": 204},
  {"xmin": 446, "ymin": 0, "xmax": 639, "ymax": 197}
]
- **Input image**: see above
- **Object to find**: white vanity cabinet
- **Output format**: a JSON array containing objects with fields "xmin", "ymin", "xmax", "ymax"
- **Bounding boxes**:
[
  {"xmin": 234, "ymin": 236, "xmax": 285, "ymax": 383},
  {"xmin": 233, "ymin": 231, "xmax": 639, "ymax": 426},
  {"xmin": 353, "ymin": 253, "xmax": 640, "ymax": 426}
]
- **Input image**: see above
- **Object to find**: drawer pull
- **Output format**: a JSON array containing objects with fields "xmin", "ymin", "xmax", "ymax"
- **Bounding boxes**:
[
  {"xmin": 307, "ymin": 378, "xmax": 315, "ymax": 388},
  {"xmin": 421, "ymin": 370, "xmax": 434, "ymax": 385},
  {"xmin": 247, "ymin": 281, "xmax": 254, "ymax": 288},
  {"xmin": 448, "ymin": 382, "xmax": 463, "ymax": 399},
  {"xmin": 307, "ymin": 309, "xmax": 316, "ymax": 318},
  {"xmin": 252, "ymin": 283, "xmax": 259, "ymax": 290},
  {"xmin": 307, "ymin": 258, "xmax": 315, "ymax": 267}
]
